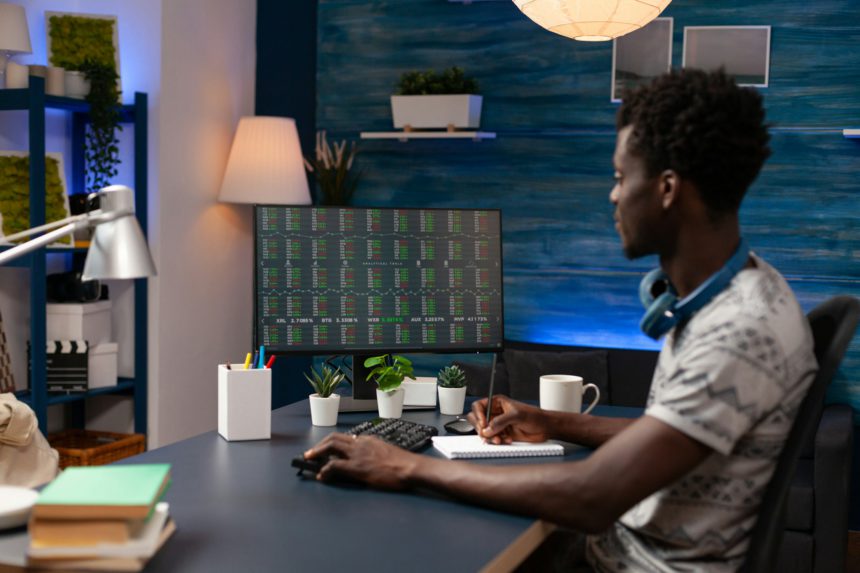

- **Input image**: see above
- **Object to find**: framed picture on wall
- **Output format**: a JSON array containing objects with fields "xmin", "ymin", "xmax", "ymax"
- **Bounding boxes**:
[
  {"xmin": 683, "ymin": 26, "xmax": 771, "ymax": 87},
  {"xmin": 611, "ymin": 18, "xmax": 673, "ymax": 102}
]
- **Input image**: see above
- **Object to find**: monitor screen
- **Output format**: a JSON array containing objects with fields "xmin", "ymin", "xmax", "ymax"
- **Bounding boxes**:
[{"xmin": 255, "ymin": 206, "xmax": 504, "ymax": 354}]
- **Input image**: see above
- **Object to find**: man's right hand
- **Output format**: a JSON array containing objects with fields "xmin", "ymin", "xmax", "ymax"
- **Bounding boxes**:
[{"xmin": 467, "ymin": 395, "xmax": 553, "ymax": 444}]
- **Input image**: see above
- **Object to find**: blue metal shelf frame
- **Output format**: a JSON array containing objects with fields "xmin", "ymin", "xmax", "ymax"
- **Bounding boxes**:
[{"xmin": 1, "ymin": 77, "xmax": 148, "ymax": 436}]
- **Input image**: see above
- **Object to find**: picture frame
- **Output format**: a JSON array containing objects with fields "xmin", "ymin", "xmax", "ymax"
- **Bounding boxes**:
[
  {"xmin": 45, "ymin": 11, "xmax": 121, "ymax": 92},
  {"xmin": 683, "ymin": 26, "xmax": 771, "ymax": 87},
  {"xmin": 0, "ymin": 151, "xmax": 73, "ymax": 247},
  {"xmin": 611, "ymin": 18, "xmax": 673, "ymax": 102}
]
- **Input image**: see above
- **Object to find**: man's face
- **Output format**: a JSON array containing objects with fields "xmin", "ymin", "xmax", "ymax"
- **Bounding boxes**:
[{"xmin": 610, "ymin": 126, "xmax": 663, "ymax": 259}]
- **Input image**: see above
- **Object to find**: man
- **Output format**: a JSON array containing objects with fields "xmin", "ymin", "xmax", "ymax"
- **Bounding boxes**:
[{"xmin": 303, "ymin": 69, "xmax": 817, "ymax": 571}]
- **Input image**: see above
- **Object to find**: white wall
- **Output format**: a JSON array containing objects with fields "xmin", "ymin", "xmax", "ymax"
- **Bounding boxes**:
[
  {"xmin": 151, "ymin": 0, "xmax": 257, "ymax": 447},
  {"xmin": 0, "ymin": 0, "xmax": 258, "ymax": 447}
]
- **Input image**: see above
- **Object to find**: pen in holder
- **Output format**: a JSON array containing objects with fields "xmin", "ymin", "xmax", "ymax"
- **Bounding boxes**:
[{"xmin": 218, "ymin": 364, "xmax": 271, "ymax": 441}]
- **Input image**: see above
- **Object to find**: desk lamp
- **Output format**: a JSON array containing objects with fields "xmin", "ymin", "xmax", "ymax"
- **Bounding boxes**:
[
  {"xmin": 0, "ymin": 185, "xmax": 156, "ymax": 280},
  {"xmin": 218, "ymin": 116, "xmax": 311, "ymax": 205},
  {"xmin": 0, "ymin": 3, "xmax": 32, "ymax": 89}
]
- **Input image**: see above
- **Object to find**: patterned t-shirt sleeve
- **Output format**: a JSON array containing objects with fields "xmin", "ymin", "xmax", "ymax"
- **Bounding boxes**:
[{"xmin": 646, "ymin": 315, "xmax": 789, "ymax": 456}]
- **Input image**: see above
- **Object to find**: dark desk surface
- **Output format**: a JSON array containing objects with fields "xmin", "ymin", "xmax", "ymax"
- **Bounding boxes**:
[{"xmin": 0, "ymin": 402, "xmax": 641, "ymax": 572}]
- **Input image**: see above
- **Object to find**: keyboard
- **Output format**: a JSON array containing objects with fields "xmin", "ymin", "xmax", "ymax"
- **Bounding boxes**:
[{"xmin": 292, "ymin": 417, "xmax": 438, "ymax": 476}]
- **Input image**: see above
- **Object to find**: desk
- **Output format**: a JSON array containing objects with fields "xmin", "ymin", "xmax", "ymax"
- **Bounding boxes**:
[{"xmin": 0, "ymin": 402, "xmax": 641, "ymax": 572}]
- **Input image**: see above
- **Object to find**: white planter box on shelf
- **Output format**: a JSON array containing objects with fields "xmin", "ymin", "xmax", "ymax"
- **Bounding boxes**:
[{"xmin": 390, "ymin": 94, "xmax": 482, "ymax": 129}]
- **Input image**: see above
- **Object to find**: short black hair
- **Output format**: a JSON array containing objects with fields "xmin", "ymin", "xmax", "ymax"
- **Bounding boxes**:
[{"xmin": 617, "ymin": 68, "xmax": 771, "ymax": 215}]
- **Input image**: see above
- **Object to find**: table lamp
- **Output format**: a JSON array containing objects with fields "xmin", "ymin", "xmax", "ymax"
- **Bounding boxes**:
[
  {"xmin": 0, "ymin": 185, "xmax": 157, "ymax": 280},
  {"xmin": 0, "ymin": 3, "xmax": 32, "ymax": 89},
  {"xmin": 218, "ymin": 116, "xmax": 311, "ymax": 205}
]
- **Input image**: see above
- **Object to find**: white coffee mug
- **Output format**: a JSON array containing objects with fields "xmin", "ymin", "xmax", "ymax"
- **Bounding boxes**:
[{"xmin": 539, "ymin": 375, "xmax": 600, "ymax": 414}]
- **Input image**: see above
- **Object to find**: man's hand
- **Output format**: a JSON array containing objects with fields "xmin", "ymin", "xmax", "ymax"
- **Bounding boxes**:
[
  {"xmin": 303, "ymin": 433, "xmax": 419, "ymax": 490},
  {"xmin": 467, "ymin": 395, "xmax": 553, "ymax": 444}
]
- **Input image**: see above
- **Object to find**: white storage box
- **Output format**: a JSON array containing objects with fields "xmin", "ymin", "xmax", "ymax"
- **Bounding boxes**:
[
  {"xmin": 403, "ymin": 376, "xmax": 437, "ymax": 407},
  {"xmin": 46, "ymin": 301, "xmax": 112, "ymax": 345},
  {"xmin": 218, "ymin": 365, "xmax": 271, "ymax": 441},
  {"xmin": 88, "ymin": 342, "xmax": 118, "ymax": 389}
]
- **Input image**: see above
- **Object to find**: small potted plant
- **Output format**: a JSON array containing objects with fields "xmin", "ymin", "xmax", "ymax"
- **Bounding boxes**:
[
  {"xmin": 390, "ymin": 66, "xmax": 482, "ymax": 130},
  {"xmin": 364, "ymin": 354, "xmax": 415, "ymax": 419},
  {"xmin": 437, "ymin": 365, "xmax": 467, "ymax": 415},
  {"xmin": 305, "ymin": 364, "xmax": 347, "ymax": 427},
  {"xmin": 303, "ymin": 130, "xmax": 360, "ymax": 206}
]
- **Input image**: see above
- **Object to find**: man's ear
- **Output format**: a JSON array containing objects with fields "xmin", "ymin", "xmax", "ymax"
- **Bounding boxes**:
[{"xmin": 659, "ymin": 169, "xmax": 680, "ymax": 210}]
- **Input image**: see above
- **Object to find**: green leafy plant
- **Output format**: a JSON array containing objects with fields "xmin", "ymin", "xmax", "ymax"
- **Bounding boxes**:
[
  {"xmin": 79, "ymin": 60, "xmax": 122, "ymax": 194},
  {"xmin": 396, "ymin": 66, "xmax": 479, "ymax": 95},
  {"xmin": 304, "ymin": 365, "xmax": 347, "ymax": 398},
  {"xmin": 437, "ymin": 365, "xmax": 466, "ymax": 388},
  {"xmin": 303, "ymin": 130, "xmax": 360, "ymax": 206},
  {"xmin": 364, "ymin": 354, "xmax": 415, "ymax": 393}
]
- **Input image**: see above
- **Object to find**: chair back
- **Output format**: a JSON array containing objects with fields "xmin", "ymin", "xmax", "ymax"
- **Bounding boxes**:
[{"xmin": 740, "ymin": 296, "xmax": 860, "ymax": 572}]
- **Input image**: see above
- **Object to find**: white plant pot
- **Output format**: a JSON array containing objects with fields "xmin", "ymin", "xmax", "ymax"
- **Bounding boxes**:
[
  {"xmin": 390, "ymin": 94, "xmax": 482, "ymax": 129},
  {"xmin": 438, "ymin": 386, "xmax": 467, "ymax": 416},
  {"xmin": 309, "ymin": 393, "xmax": 340, "ymax": 427},
  {"xmin": 376, "ymin": 387, "xmax": 405, "ymax": 419},
  {"xmin": 64, "ymin": 71, "xmax": 91, "ymax": 99}
]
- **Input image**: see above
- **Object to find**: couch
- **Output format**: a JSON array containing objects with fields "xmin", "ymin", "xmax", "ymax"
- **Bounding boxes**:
[{"xmin": 455, "ymin": 340, "xmax": 853, "ymax": 572}]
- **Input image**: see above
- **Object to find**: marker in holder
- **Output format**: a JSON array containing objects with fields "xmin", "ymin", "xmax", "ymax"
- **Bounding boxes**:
[{"xmin": 218, "ymin": 364, "xmax": 271, "ymax": 441}]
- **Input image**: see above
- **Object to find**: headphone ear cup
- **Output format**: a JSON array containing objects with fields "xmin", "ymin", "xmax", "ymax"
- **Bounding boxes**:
[
  {"xmin": 639, "ymin": 267, "xmax": 669, "ymax": 308},
  {"xmin": 640, "ymin": 291, "xmax": 678, "ymax": 340}
]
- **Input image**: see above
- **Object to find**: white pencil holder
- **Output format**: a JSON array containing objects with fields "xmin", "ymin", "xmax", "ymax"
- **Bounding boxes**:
[{"xmin": 218, "ymin": 364, "xmax": 271, "ymax": 441}]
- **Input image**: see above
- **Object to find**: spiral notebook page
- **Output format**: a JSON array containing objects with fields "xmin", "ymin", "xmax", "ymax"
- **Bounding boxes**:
[{"xmin": 431, "ymin": 436, "xmax": 564, "ymax": 459}]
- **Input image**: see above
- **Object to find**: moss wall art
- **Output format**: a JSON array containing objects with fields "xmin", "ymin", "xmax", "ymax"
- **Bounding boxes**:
[
  {"xmin": 47, "ymin": 13, "xmax": 117, "ymax": 73},
  {"xmin": 0, "ymin": 155, "xmax": 71, "ymax": 245}
]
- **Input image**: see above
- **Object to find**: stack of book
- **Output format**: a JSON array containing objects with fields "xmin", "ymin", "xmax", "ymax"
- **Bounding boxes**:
[{"xmin": 27, "ymin": 464, "xmax": 174, "ymax": 571}]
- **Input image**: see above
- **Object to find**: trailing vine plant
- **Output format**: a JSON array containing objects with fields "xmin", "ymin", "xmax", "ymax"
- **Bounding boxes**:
[{"xmin": 80, "ymin": 60, "xmax": 122, "ymax": 194}]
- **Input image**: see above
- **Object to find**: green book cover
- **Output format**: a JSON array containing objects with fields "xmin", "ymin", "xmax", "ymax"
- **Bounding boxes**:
[{"xmin": 37, "ymin": 464, "xmax": 171, "ymax": 511}]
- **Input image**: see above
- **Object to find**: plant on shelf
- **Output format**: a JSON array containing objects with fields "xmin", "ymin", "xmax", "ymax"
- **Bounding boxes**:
[
  {"xmin": 391, "ymin": 67, "xmax": 483, "ymax": 131},
  {"xmin": 437, "ymin": 364, "xmax": 468, "ymax": 416},
  {"xmin": 304, "ymin": 364, "xmax": 347, "ymax": 398},
  {"xmin": 364, "ymin": 354, "xmax": 416, "ymax": 419},
  {"xmin": 303, "ymin": 130, "xmax": 360, "ymax": 206},
  {"xmin": 396, "ymin": 66, "xmax": 479, "ymax": 95},
  {"xmin": 79, "ymin": 59, "xmax": 122, "ymax": 195},
  {"xmin": 305, "ymin": 364, "xmax": 347, "ymax": 427}
]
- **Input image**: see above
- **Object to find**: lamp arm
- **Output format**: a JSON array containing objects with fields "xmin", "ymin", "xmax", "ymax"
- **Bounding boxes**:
[
  {"xmin": 0, "ymin": 219, "xmax": 89, "ymax": 266},
  {"xmin": 1, "ymin": 213, "xmax": 88, "ymax": 243}
]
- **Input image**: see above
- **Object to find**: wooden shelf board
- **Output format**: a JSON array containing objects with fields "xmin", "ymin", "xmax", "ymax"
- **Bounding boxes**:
[
  {"xmin": 360, "ymin": 131, "xmax": 496, "ymax": 141},
  {"xmin": 14, "ymin": 381, "xmax": 135, "ymax": 406}
]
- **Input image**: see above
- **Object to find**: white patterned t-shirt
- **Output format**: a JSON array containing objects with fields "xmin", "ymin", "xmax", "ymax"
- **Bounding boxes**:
[{"xmin": 587, "ymin": 254, "xmax": 817, "ymax": 572}]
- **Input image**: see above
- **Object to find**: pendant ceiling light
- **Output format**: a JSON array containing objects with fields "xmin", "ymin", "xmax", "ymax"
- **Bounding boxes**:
[{"xmin": 513, "ymin": 0, "xmax": 672, "ymax": 42}]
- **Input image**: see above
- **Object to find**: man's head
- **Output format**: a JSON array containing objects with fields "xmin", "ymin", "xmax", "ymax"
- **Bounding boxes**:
[{"xmin": 610, "ymin": 68, "xmax": 770, "ymax": 259}]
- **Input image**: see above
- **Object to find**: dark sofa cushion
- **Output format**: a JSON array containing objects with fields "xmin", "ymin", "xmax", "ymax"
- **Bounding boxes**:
[
  {"xmin": 784, "ymin": 458, "xmax": 813, "ymax": 531},
  {"xmin": 502, "ymin": 348, "xmax": 609, "ymax": 404}
]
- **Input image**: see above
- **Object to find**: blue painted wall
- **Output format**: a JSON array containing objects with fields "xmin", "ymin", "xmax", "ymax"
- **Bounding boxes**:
[{"xmin": 311, "ymin": 0, "xmax": 860, "ymax": 415}]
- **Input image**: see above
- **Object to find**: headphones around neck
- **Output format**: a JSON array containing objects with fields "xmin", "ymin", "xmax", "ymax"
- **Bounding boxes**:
[{"xmin": 639, "ymin": 239, "xmax": 750, "ymax": 340}]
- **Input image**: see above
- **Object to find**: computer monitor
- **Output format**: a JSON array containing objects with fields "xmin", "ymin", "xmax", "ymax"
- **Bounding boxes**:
[{"xmin": 254, "ymin": 205, "xmax": 504, "ymax": 398}]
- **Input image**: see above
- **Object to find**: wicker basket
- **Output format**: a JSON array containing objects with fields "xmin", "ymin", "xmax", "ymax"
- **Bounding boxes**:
[{"xmin": 48, "ymin": 429, "xmax": 145, "ymax": 469}]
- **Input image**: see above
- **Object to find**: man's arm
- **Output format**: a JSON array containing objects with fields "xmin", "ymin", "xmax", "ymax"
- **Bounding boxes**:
[
  {"xmin": 307, "ymin": 415, "xmax": 712, "ymax": 533},
  {"xmin": 468, "ymin": 395, "xmax": 635, "ymax": 448}
]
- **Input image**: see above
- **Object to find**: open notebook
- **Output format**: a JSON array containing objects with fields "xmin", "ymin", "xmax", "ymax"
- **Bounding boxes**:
[{"xmin": 431, "ymin": 436, "xmax": 564, "ymax": 459}]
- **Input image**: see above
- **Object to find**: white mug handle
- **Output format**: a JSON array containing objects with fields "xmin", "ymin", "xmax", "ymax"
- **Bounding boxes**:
[{"xmin": 581, "ymin": 383, "xmax": 600, "ymax": 415}]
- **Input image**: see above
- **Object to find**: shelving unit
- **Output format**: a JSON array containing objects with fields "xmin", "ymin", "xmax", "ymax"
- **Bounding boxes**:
[
  {"xmin": 0, "ymin": 76, "xmax": 149, "ymax": 435},
  {"xmin": 360, "ymin": 131, "xmax": 496, "ymax": 141}
]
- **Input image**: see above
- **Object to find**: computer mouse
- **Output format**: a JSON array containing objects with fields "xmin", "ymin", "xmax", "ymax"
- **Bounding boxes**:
[{"xmin": 444, "ymin": 418, "xmax": 476, "ymax": 435}]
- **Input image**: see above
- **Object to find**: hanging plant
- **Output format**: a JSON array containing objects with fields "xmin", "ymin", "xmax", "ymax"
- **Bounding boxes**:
[{"xmin": 79, "ymin": 60, "xmax": 122, "ymax": 194}]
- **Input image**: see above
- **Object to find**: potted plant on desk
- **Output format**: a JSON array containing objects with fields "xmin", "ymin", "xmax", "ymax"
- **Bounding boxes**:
[
  {"xmin": 364, "ymin": 354, "xmax": 415, "ymax": 419},
  {"xmin": 437, "ymin": 365, "xmax": 467, "ymax": 416},
  {"xmin": 305, "ymin": 365, "xmax": 347, "ymax": 427}
]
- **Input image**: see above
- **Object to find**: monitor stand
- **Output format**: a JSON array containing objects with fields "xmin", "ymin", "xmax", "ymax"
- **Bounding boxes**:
[{"xmin": 338, "ymin": 354, "xmax": 380, "ymax": 412}]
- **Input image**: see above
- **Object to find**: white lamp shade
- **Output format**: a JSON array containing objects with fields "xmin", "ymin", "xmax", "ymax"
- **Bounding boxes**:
[
  {"xmin": 218, "ymin": 116, "xmax": 311, "ymax": 205},
  {"xmin": 0, "ymin": 3, "xmax": 32, "ymax": 54},
  {"xmin": 82, "ymin": 186, "xmax": 156, "ymax": 281},
  {"xmin": 512, "ymin": 0, "xmax": 671, "ymax": 41}
]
